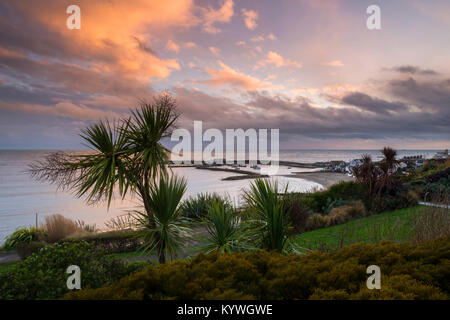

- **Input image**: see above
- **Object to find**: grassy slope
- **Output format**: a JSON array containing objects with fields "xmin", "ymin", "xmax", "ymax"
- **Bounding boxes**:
[{"xmin": 295, "ymin": 205, "xmax": 424, "ymax": 250}]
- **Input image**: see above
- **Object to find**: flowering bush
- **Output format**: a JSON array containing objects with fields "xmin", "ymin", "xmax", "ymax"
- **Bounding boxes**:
[{"xmin": 65, "ymin": 236, "xmax": 449, "ymax": 300}]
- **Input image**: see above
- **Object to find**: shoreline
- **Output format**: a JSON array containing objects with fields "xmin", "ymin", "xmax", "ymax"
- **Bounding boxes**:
[
  {"xmin": 286, "ymin": 171, "xmax": 354, "ymax": 189},
  {"xmin": 186, "ymin": 164, "xmax": 353, "ymax": 188}
]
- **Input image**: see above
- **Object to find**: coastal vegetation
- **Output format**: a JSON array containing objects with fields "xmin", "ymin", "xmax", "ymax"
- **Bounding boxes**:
[
  {"xmin": 180, "ymin": 192, "xmax": 233, "ymax": 220},
  {"xmin": 0, "ymin": 242, "xmax": 146, "ymax": 300},
  {"xmin": 1, "ymin": 96, "xmax": 448, "ymax": 300},
  {"xmin": 29, "ymin": 95, "xmax": 179, "ymax": 255},
  {"xmin": 401, "ymin": 158, "xmax": 450, "ymax": 202},
  {"xmin": 296, "ymin": 205, "xmax": 449, "ymax": 250},
  {"xmin": 64, "ymin": 236, "xmax": 450, "ymax": 300},
  {"xmin": 132, "ymin": 175, "xmax": 191, "ymax": 263}
]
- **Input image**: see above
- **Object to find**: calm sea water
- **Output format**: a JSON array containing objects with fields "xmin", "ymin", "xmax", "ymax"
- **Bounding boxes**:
[{"xmin": 0, "ymin": 149, "xmax": 436, "ymax": 243}]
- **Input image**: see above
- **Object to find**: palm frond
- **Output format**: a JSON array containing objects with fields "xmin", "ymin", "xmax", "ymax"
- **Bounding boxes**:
[
  {"xmin": 76, "ymin": 120, "xmax": 130, "ymax": 207},
  {"xmin": 133, "ymin": 175, "xmax": 189, "ymax": 263},
  {"xmin": 242, "ymin": 178, "xmax": 291, "ymax": 253}
]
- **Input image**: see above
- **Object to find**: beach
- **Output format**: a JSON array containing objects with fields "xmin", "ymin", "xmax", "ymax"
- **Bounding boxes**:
[
  {"xmin": 193, "ymin": 164, "xmax": 354, "ymax": 188},
  {"xmin": 287, "ymin": 171, "xmax": 354, "ymax": 188}
]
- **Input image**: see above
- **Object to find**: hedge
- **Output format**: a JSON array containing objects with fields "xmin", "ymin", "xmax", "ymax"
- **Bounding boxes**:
[
  {"xmin": 0, "ymin": 241, "xmax": 146, "ymax": 299},
  {"xmin": 63, "ymin": 230, "xmax": 143, "ymax": 253},
  {"xmin": 300, "ymin": 181, "xmax": 367, "ymax": 214},
  {"xmin": 65, "ymin": 235, "xmax": 450, "ymax": 300}
]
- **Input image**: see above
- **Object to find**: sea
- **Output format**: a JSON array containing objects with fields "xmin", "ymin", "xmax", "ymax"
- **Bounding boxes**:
[{"xmin": 0, "ymin": 149, "xmax": 438, "ymax": 243}]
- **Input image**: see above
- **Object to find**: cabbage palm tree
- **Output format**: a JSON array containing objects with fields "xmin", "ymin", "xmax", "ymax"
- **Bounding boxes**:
[
  {"xmin": 353, "ymin": 154, "xmax": 380, "ymax": 198},
  {"xmin": 242, "ymin": 178, "xmax": 295, "ymax": 253},
  {"xmin": 379, "ymin": 146, "xmax": 399, "ymax": 190},
  {"xmin": 198, "ymin": 199, "xmax": 242, "ymax": 254},
  {"xmin": 133, "ymin": 175, "xmax": 190, "ymax": 263},
  {"xmin": 29, "ymin": 94, "xmax": 178, "ymax": 219}
]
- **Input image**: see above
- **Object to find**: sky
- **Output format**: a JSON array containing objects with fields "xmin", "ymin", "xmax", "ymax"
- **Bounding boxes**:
[{"xmin": 0, "ymin": 0, "xmax": 449, "ymax": 150}]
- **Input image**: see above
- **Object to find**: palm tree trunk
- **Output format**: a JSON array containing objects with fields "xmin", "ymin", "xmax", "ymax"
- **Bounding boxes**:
[
  {"xmin": 158, "ymin": 250, "xmax": 166, "ymax": 264},
  {"xmin": 138, "ymin": 184, "xmax": 155, "ymax": 228}
]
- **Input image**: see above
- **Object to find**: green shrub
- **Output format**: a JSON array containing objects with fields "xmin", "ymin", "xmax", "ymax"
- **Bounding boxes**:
[
  {"xmin": 302, "ymin": 181, "xmax": 366, "ymax": 214},
  {"xmin": 327, "ymin": 201, "xmax": 366, "ymax": 224},
  {"xmin": 425, "ymin": 167, "xmax": 450, "ymax": 184},
  {"xmin": 3, "ymin": 227, "xmax": 46, "ymax": 250},
  {"xmin": 242, "ymin": 179, "xmax": 290, "ymax": 253},
  {"xmin": 306, "ymin": 214, "xmax": 328, "ymax": 231},
  {"xmin": 65, "ymin": 236, "xmax": 450, "ymax": 300},
  {"xmin": 16, "ymin": 241, "xmax": 47, "ymax": 260},
  {"xmin": 284, "ymin": 194, "xmax": 311, "ymax": 234},
  {"xmin": 0, "ymin": 241, "xmax": 146, "ymax": 299},
  {"xmin": 423, "ymin": 177, "xmax": 449, "ymax": 202},
  {"xmin": 305, "ymin": 201, "xmax": 366, "ymax": 231},
  {"xmin": 181, "ymin": 193, "xmax": 232, "ymax": 220},
  {"xmin": 64, "ymin": 230, "xmax": 142, "ymax": 253},
  {"xmin": 371, "ymin": 188, "xmax": 419, "ymax": 214},
  {"xmin": 199, "ymin": 199, "xmax": 242, "ymax": 254}
]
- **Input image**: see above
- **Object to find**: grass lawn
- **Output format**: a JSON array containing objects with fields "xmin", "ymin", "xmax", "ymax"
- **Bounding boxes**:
[{"xmin": 295, "ymin": 205, "xmax": 426, "ymax": 251}]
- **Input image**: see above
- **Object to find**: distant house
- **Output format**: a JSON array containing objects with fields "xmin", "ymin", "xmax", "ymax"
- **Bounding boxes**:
[
  {"xmin": 433, "ymin": 149, "xmax": 448, "ymax": 160},
  {"xmin": 398, "ymin": 162, "xmax": 407, "ymax": 169},
  {"xmin": 347, "ymin": 159, "xmax": 362, "ymax": 174},
  {"xmin": 348, "ymin": 159, "xmax": 362, "ymax": 168}
]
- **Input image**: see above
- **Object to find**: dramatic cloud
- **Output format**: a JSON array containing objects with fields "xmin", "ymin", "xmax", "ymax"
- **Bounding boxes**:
[
  {"xmin": 339, "ymin": 92, "xmax": 409, "ymax": 115},
  {"xmin": 386, "ymin": 77, "xmax": 450, "ymax": 114},
  {"xmin": 166, "ymin": 40, "xmax": 180, "ymax": 53},
  {"xmin": 242, "ymin": 9, "xmax": 258, "ymax": 30},
  {"xmin": 173, "ymin": 85, "xmax": 449, "ymax": 143},
  {"xmin": 250, "ymin": 33, "xmax": 277, "ymax": 42},
  {"xmin": 0, "ymin": 100, "xmax": 123, "ymax": 120},
  {"xmin": 200, "ymin": 61, "xmax": 276, "ymax": 91},
  {"xmin": 0, "ymin": 1, "xmax": 187, "ymax": 80},
  {"xmin": 0, "ymin": 0, "xmax": 448, "ymax": 148},
  {"xmin": 201, "ymin": 0, "xmax": 234, "ymax": 34},
  {"xmin": 209, "ymin": 46, "xmax": 221, "ymax": 56},
  {"xmin": 388, "ymin": 65, "xmax": 438, "ymax": 75},
  {"xmin": 258, "ymin": 51, "xmax": 302, "ymax": 68}
]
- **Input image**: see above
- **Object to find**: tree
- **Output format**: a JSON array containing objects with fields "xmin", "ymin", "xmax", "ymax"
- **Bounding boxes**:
[
  {"xmin": 198, "ymin": 199, "xmax": 242, "ymax": 254},
  {"xmin": 379, "ymin": 146, "xmax": 399, "ymax": 190},
  {"xmin": 353, "ymin": 154, "xmax": 381, "ymax": 200},
  {"xmin": 133, "ymin": 175, "xmax": 190, "ymax": 263},
  {"xmin": 242, "ymin": 178, "xmax": 295, "ymax": 253},
  {"xmin": 353, "ymin": 147, "xmax": 401, "ymax": 210},
  {"xmin": 29, "ymin": 94, "xmax": 178, "ymax": 228}
]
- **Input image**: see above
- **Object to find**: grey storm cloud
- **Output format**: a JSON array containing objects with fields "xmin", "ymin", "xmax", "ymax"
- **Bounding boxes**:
[
  {"xmin": 173, "ymin": 86, "xmax": 449, "ymax": 141},
  {"xmin": 0, "ymin": 51, "xmax": 154, "ymax": 101},
  {"xmin": 1, "ymin": 49, "xmax": 449, "ymax": 145},
  {"xmin": 387, "ymin": 77, "xmax": 450, "ymax": 114},
  {"xmin": 340, "ymin": 92, "xmax": 408, "ymax": 114},
  {"xmin": 133, "ymin": 37, "xmax": 159, "ymax": 57},
  {"xmin": 388, "ymin": 65, "xmax": 439, "ymax": 76}
]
